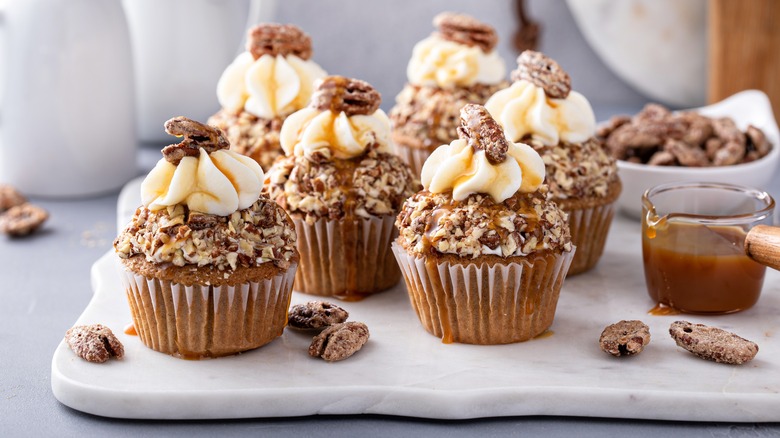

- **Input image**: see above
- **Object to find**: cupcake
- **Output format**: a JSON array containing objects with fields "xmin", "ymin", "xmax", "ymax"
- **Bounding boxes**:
[
  {"xmin": 485, "ymin": 51, "xmax": 621, "ymax": 275},
  {"xmin": 389, "ymin": 12, "xmax": 507, "ymax": 177},
  {"xmin": 264, "ymin": 76, "xmax": 417, "ymax": 299},
  {"xmin": 393, "ymin": 104, "xmax": 574, "ymax": 345},
  {"xmin": 208, "ymin": 24, "xmax": 327, "ymax": 170},
  {"xmin": 114, "ymin": 117, "xmax": 298, "ymax": 358}
]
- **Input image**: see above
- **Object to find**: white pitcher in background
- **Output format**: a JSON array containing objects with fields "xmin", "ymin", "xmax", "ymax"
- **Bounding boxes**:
[
  {"xmin": 122, "ymin": 0, "xmax": 275, "ymax": 143},
  {"xmin": 0, "ymin": 0, "xmax": 138, "ymax": 197}
]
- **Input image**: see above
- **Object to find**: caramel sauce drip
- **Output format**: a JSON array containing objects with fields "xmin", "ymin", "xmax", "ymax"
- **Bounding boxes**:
[{"xmin": 123, "ymin": 323, "xmax": 138, "ymax": 336}]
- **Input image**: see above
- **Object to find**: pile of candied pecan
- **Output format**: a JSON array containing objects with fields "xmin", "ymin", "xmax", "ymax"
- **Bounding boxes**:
[{"xmin": 598, "ymin": 103, "xmax": 771, "ymax": 167}]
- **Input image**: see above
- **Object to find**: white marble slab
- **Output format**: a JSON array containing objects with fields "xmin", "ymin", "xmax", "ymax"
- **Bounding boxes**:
[{"xmin": 51, "ymin": 180, "xmax": 780, "ymax": 421}]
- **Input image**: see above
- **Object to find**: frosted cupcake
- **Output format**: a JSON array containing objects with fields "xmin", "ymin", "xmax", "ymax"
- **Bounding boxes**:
[
  {"xmin": 485, "ymin": 51, "xmax": 620, "ymax": 275},
  {"xmin": 209, "ymin": 24, "xmax": 327, "ymax": 170},
  {"xmin": 389, "ymin": 12, "xmax": 507, "ymax": 177},
  {"xmin": 393, "ymin": 104, "xmax": 574, "ymax": 345},
  {"xmin": 114, "ymin": 117, "xmax": 298, "ymax": 358},
  {"xmin": 265, "ymin": 76, "xmax": 417, "ymax": 299}
]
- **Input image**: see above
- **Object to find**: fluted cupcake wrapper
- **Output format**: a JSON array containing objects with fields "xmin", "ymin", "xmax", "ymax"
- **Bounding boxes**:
[
  {"xmin": 392, "ymin": 243, "xmax": 575, "ymax": 345},
  {"xmin": 293, "ymin": 215, "xmax": 400, "ymax": 299},
  {"xmin": 562, "ymin": 200, "xmax": 617, "ymax": 276},
  {"xmin": 119, "ymin": 265, "xmax": 296, "ymax": 358},
  {"xmin": 393, "ymin": 141, "xmax": 433, "ymax": 179}
]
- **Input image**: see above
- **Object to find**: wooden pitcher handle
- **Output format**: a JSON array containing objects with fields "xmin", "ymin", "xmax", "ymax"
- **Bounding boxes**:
[{"xmin": 745, "ymin": 225, "xmax": 780, "ymax": 271}]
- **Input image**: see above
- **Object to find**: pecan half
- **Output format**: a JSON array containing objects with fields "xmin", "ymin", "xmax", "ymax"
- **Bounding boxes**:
[
  {"xmin": 309, "ymin": 321, "xmax": 369, "ymax": 362},
  {"xmin": 310, "ymin": 76, "xmax": 381, "ymax": 116},
  {"xmin": 599, "ymin": 320, "xmax": 651, "ymax": 357},
  {"xmin": 0, "ymin": 184, "xmax": 26, "ymax": 212},
  {"xmin": 246, "ymin": 23, "xmax": 312, "ymax": 60},
  {"xmin": 161, "ymin": 117, "xmax": 230, "ymax": 165},
  {"xmin": 65, "ymin": 324, "xmax": 125, "ymax": 363},
  {"xmin": 433, "ymin": 12, "xmax": 498, "ymax": 52},
  {"xmin": 288, "ymin": 301, "xmax": 349, "ymax": 330},
  {"xmin": 457, "ymin": 104, "xmax": 509, "ymax": 164},
  {"xmin": 669, "ymin": 321, "xmax": 758, "ymax": 365},
  {"xmin": 511, "ymin": 50, "xmax": 571, "ymax": 99},
  {"xmin": 0, "ymin": 203, "xmax": 48, "ymax": 237}
]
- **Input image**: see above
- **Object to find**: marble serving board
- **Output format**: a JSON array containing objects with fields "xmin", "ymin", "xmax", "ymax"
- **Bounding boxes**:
[{"xmin": 50, "ymin": 178, "xmax": 780, "ymax": 421}]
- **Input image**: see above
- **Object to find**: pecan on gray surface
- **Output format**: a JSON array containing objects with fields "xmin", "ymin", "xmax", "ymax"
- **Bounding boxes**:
[{"xmin": 0, "ymin": 203, "xmax": 48, "ymax": 237}]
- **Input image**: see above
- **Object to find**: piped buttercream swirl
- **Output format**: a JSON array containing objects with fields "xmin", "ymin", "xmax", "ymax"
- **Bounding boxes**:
[
  {"xmin": 406, "ymin": 35, "xmax": 505, "ymax": 89},
  {"xmin": 141, "ymin": 148, "xmax": 264, "ymax": 216},
  {"xmin": 217, "ymin": 52, "xmax": 327, "ymax": 119},
  {"xmin": 484, "ymin": 79, "xmax": 596, "ymax": 146},
  {"xmin": 421, "ymin": 137, "xmax": 545, "ymax": 203}
]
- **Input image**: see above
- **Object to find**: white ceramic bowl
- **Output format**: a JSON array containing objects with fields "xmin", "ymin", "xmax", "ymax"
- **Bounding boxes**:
[{"xmin": 616, "ymin": 90, "xmax": 780, "ymax": 219}]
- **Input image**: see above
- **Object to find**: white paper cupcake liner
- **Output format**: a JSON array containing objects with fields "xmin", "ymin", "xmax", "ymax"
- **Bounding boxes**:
[
  {"xmin": 392, "ymin": 243, "xmax": 574, "ymax": 345},
  {"xmin": 119, "ymin": 265, "xmax": 296, "ymax": 358},
  {"xmin": 293, "ymin": 215, "xmax": 400, "ymax": 298},
  {"xmin": 562, "ymin": 199, "xmax": 618, "ymax": 276},
  {"xmin": 394, "ymin": 142, "xmax": 433, "ymax": 179}
]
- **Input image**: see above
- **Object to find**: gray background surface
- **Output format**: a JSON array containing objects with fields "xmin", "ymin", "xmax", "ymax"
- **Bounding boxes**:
[{"xmin": 4, "ymin": 0, "xmax": 780, "ymax": 436}]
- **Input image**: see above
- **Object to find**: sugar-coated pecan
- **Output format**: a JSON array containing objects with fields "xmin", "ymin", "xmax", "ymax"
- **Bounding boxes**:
[
  {"xmin": 0, "ymin": 203, "xmax": 48, "ymax": 237},
  {"xmin": 310, "ymin": 76, "xmax": 381, "ymax": 116},
  {"xmin": 599, "ymin": 320, "xmax": 651, "ymax": 357},
  {"xmin": 0, "ymin": 184, "xmax": 26, "ymax": 212},
  {"xmin": 511, "ymin": 50, "xmax": 571, "ymax": 99},
  {"xmin": 65, "ymin": 324, "xmax": 125, "ymax": 363},
  {"xmin": 288, "ymin": 301, "xmax": 349, "ymax": 330},
  {"xmin": 457, "ymin": 104, "xmax": 509, "ymax": 164},
  {"xmin": 246, "ymin": 23, "xmax": 312, "ymax": 60},
  {"xmin": 433, "ymin": 12, "xmax": 498, "ymax": 52},
  {"xmin": 309, "ymin": 321, "xmax": 369, "ymax": 362},
  {"xmin": 162, "ymin": 117, "xmax": 229, "ymax": 165},
  {"xmin": 669, "ymin": 321, "xmax": 758, "ymax": 365}
]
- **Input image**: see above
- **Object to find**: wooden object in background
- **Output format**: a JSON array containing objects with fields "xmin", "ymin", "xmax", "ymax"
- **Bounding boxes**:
[{"xmin": 709, "ymin": 0, "xmax": 780, "ymax": 124}]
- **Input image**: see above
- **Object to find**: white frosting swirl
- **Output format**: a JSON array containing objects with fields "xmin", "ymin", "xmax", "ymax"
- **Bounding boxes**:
[
  {"xmin": 406, "ymin": 35, "xmax": 506, "ymax": 88},
  {"xmin": 217, "ymin": 52, "xmax": 327, "ymax": 119},
  {"xmin": 280, "ymin": 107, "xmax": 392, "ymax": 159},
  {"xmin": 484, "ymin": 80, "xmax": 596, "ymax": 146},
  {"xmin": 421, "ymin": 138, "xmax": 545, "ymax": 202},
  {"xmin": 141, "ymin": 149, "xmax": 264, "ymax": 216}
]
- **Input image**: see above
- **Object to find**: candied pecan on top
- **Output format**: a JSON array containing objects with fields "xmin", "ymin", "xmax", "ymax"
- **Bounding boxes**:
[
  {"xmin": 433, "ymin": 12, "xmax": 498, "ymax": 52},
  {"xmin": 511, "ymin": 50, "xmax": 571, "ymax": 99},
  {"xmin": 457, "ymin": 104, "xmax": 509, "ymax": 164},
  {"xmin": 246, "ymin": 23, "xmax": 312, "ymax": 60},
  {"xmin": 310, "ymin": 76, "xmax": 381, "ymax": 116},
  {"xmin": 162, "ymin": 117, "xmax": 230, "ymax": 165}
]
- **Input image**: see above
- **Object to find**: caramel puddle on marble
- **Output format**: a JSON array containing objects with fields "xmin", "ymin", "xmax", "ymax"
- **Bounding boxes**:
[{"xmin": 647, "ymin": 303, "xmax": 681, "ymax": 316}]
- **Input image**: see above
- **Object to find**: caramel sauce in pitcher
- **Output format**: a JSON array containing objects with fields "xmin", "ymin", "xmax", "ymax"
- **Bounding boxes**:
[{"xmin": 642, "ymin": 221, "xmax": 765, "ymax": 314}]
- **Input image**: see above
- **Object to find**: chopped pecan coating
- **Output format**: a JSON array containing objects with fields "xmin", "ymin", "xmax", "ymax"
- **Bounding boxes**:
[
  {"xmin": 0, "ymin": 203, "xmax": 48, "ymax": 237},
  {"xmin": 309, "ymin": 321, "xmax": 369, "ymax": 362},
  {"xmin": 390, "ymin": 82, "xmax": 506, "ymax": 149},
  {"xmin": 208, "ymin": 110, "xmax": 283, "ymax": 171},
  {"xmin": 599, "ymin": 320, "xmax": 651, "ymax": 357},
  {"xmin": 114, "ymin": 196, "xmax": 296, "ymax": 270},
  {"xmin": 264, "ymin": 146, "xmax": 417, "ymax": 223},
  {"xmin": 669, "ymin": 321, "xmax": 758, "ymax": 365},
  {"xmin": 457, "ymin": 104, "xmax": 509, "ymax": 164},
  {"xmin": 246, "ymin": 23, "xmax": 312, "ymax": 60},
  {"xmin": 433, "ymin": 12, "xmax": 498, "ymax": 52},
  {"xmin": 310, "ymin": 76, "xmax": 381, "ymax": 116},
  {"xmin": 396, "ymin": 187, "xmax": 572, "ymax": 258},
  {"xmin": 511, "ymin": 50, "xmax": 571, "ymax": 99},
  {"xmin": 65, "ymin": 324, "xmax": 124, "ymax": 363},
  {"xmin": 288, "ymin": 301, "xmax": 349, "ymax": 330},
  {"xmin": 526, "ymin": 137, "xmax": 617, "ymax": 200},
  {"xmin": 161, "ymin": 117, "xmax": 230, "ymax": 165},
  {"xmin": 0, "ymin": 184, "xmax": 26, "ymax": 212}
]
